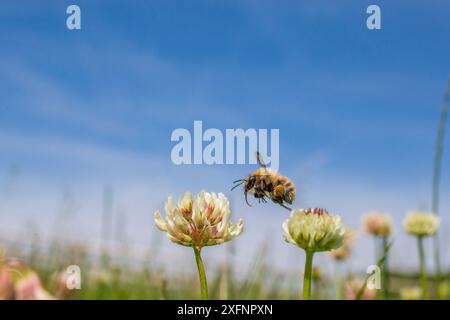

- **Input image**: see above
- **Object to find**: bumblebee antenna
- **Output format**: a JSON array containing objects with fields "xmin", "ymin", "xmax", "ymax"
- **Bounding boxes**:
[{"xmin": 230, "ymin": 181, "xmax": 244, "ymax": 191}]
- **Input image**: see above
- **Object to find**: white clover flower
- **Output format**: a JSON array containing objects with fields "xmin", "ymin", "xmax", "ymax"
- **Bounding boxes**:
[
  {"xmin": 362, "ymin": 212, "xmax": 392, "ymax": 237},
  {"xmin": 154, "ymin": 191, "xmax": 244, "ymax": 249},
  {"xmin": 403, "ymin": 212, "xmax": 440, "ymax": 237},
  {"xmin": 282, "ymin": 208, "xmax": 345, "ymax": 252}
]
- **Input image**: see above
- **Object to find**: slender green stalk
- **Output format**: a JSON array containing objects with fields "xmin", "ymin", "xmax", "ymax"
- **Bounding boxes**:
[
  {"xmin": 334, "ymin": 261, "xmax": 344, "ymax": 300},
  {"xmin": 373, "ymin": 236, "xmax": 382, "ymax": 299},
  {"xmin": 417, "ymin": 237, "xmax": 429, "ymax": 299},
  {"xmin": 302, "ymin": 250, "xmax": 314, "ymax": 300},
  {"xmin": 431, "ymin": 76, "xmax": 450, "ymax": 290},
  {"xmin": 193, "ymin": 247, "xmax": 208, "ymax": 300},
  {"xmin": 433, "ymin": 233, "xmax": 441, "ymax": 294},
  {"xmin": 382, "ymin": 236, "xmax": 390, "ymax": 299},
  {"xmin": 374, "ymin": 236, "xmax": 380, "ymax": 263}
]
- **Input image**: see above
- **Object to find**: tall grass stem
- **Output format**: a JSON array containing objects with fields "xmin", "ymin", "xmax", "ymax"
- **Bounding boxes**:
[{"xmin": 431, "ymin": 76, "xmax": 450, "ymax": 289}]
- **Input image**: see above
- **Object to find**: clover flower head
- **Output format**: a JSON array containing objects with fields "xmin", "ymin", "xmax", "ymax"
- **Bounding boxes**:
[
  {"xmin": 14, "ymin": 271, "xmax": 55, "ymax": 300},
  {"xmin": 0, "ymin": 259, "xmax": 54, "ymax": 300},
  {"xmin": 362, "ymin": 212, "xmax": 392, "ymax": 237},
  {"xmin": 403, "ymin": 211, "xmax": 439, "ymax": 237},
  {"xmin": 329, "ymin": 228, "xmax": 355, "ymax": 260},
  {"xmin": 282, "ymin": 208, "xmax": 345, "ymax": 252},
  {"xmin": 154, "ymin": 191, "xmax": 244, "ymax": 249},
  {"xmin": 343, "ymin": 228, "xmax": 357, "ymax": 244},
  {"xmin": 329, "ymin": 244, "xmax": 351, "ymax": 261},
  {"xmin": 0, "ymin": 266, "xmax": 14, "ymax": 300}
]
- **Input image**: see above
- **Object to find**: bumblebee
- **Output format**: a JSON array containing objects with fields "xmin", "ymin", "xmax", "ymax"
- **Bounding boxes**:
[{"xmin": 231, "ymin": 152, "xmax": 296, "ymax": 210}]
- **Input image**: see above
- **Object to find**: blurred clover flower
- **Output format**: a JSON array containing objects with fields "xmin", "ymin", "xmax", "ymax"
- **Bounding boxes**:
[
  {"xmin": 403, "ymin": 211, "xmax": 440, "ymax": 299},
  {"xmin": 403, "ymin": 212, "xmax": 440, "ymax": 237},
  {"xmin": 154, "ymin": 191, "xmax": 243, "ymax": 299},
  {"xmin": 0, "ymin": 257, "xmax": 54, "ymax": 300},
  {"xmin": 283, "ymin": 208, "xmax": 345, "ymax": 300},
  {"xmin": 14, "ymin": 271, "xmax": 54, "ymax": 300},
  {"xmin": 329, "ymin": 228, "xmax": 356, "ymax": 261},
  {"xmin": 326, "ymin": 228, "xmax": 356, "ymax": 299},
  {"xmin": 362, "ymin": 212, "xmax": 393, "ymax": 237},
  {"xmin": 362, "ymin": 212, "xmax": 393, "ymax": 298},
  {"xmin": 0, "ymin": 264, "xmax": 14, "ymax": 300},
  {"xmin": 329, "ymin": 245, "xmax": 351, "ymax": 261}
]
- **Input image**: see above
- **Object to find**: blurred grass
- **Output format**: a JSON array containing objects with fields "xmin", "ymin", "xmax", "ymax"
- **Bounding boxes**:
[{"xmin": 2, "ymin": 236, "xmax": 449, "ymax": 300}]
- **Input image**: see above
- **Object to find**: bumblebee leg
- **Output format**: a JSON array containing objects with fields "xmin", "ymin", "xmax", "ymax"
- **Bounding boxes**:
[
  {"xmin": 244, "ymin": 191, "xmax": 252, "ymax": 207},
  {"xmin": 279, "ymin": 202, "xmax": 292, "ymax": 211},
  {"xmin": 262, "ymin": 191, "xmax": 271, "ymax": 204}
]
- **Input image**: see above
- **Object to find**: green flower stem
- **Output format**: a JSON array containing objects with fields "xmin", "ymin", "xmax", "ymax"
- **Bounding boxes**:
[
  {"xmin": 302, "ymin": 250, "xmax": 314, "ymax": 300},
  {"xmin": 334, "ymin": 262, "xmax": 344, "ymax": 300},
  {"xmin": 382, "ymin": 236, "xmax": 390, "ymax": 299},
  {"xmin": 374, "ymin": 236, "xmax": 380, "ymax": 262},
  {"xmin": 417, "ymin": 236, "xmax": 429, "ymax": 299},
  {"xmin": 433, "ymin": 234, "xmax": 442, "ymax": 295},
  {"xmin": 194, "ymin": 247, "xmax": 208, "ymax": 300}
]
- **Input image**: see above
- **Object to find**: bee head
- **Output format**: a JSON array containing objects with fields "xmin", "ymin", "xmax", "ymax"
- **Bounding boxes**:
[{"xmin": 231, "ymin": 175, "xmax": 254, "ymax": 192}]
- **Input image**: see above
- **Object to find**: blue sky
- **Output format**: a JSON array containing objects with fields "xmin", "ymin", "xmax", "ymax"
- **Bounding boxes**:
[{"xmin": 1, "ymin": 1, "xmax": 450, "ymax": 275}]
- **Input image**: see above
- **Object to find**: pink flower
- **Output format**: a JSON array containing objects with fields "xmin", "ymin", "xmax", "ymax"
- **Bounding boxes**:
[
  {"xmin": 0, "ymin": 267, "xmax": 14, "ymax": 300},
  {"xmin": 14, "ymin": 271, "xmax": 54, "ymax": 300}
]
